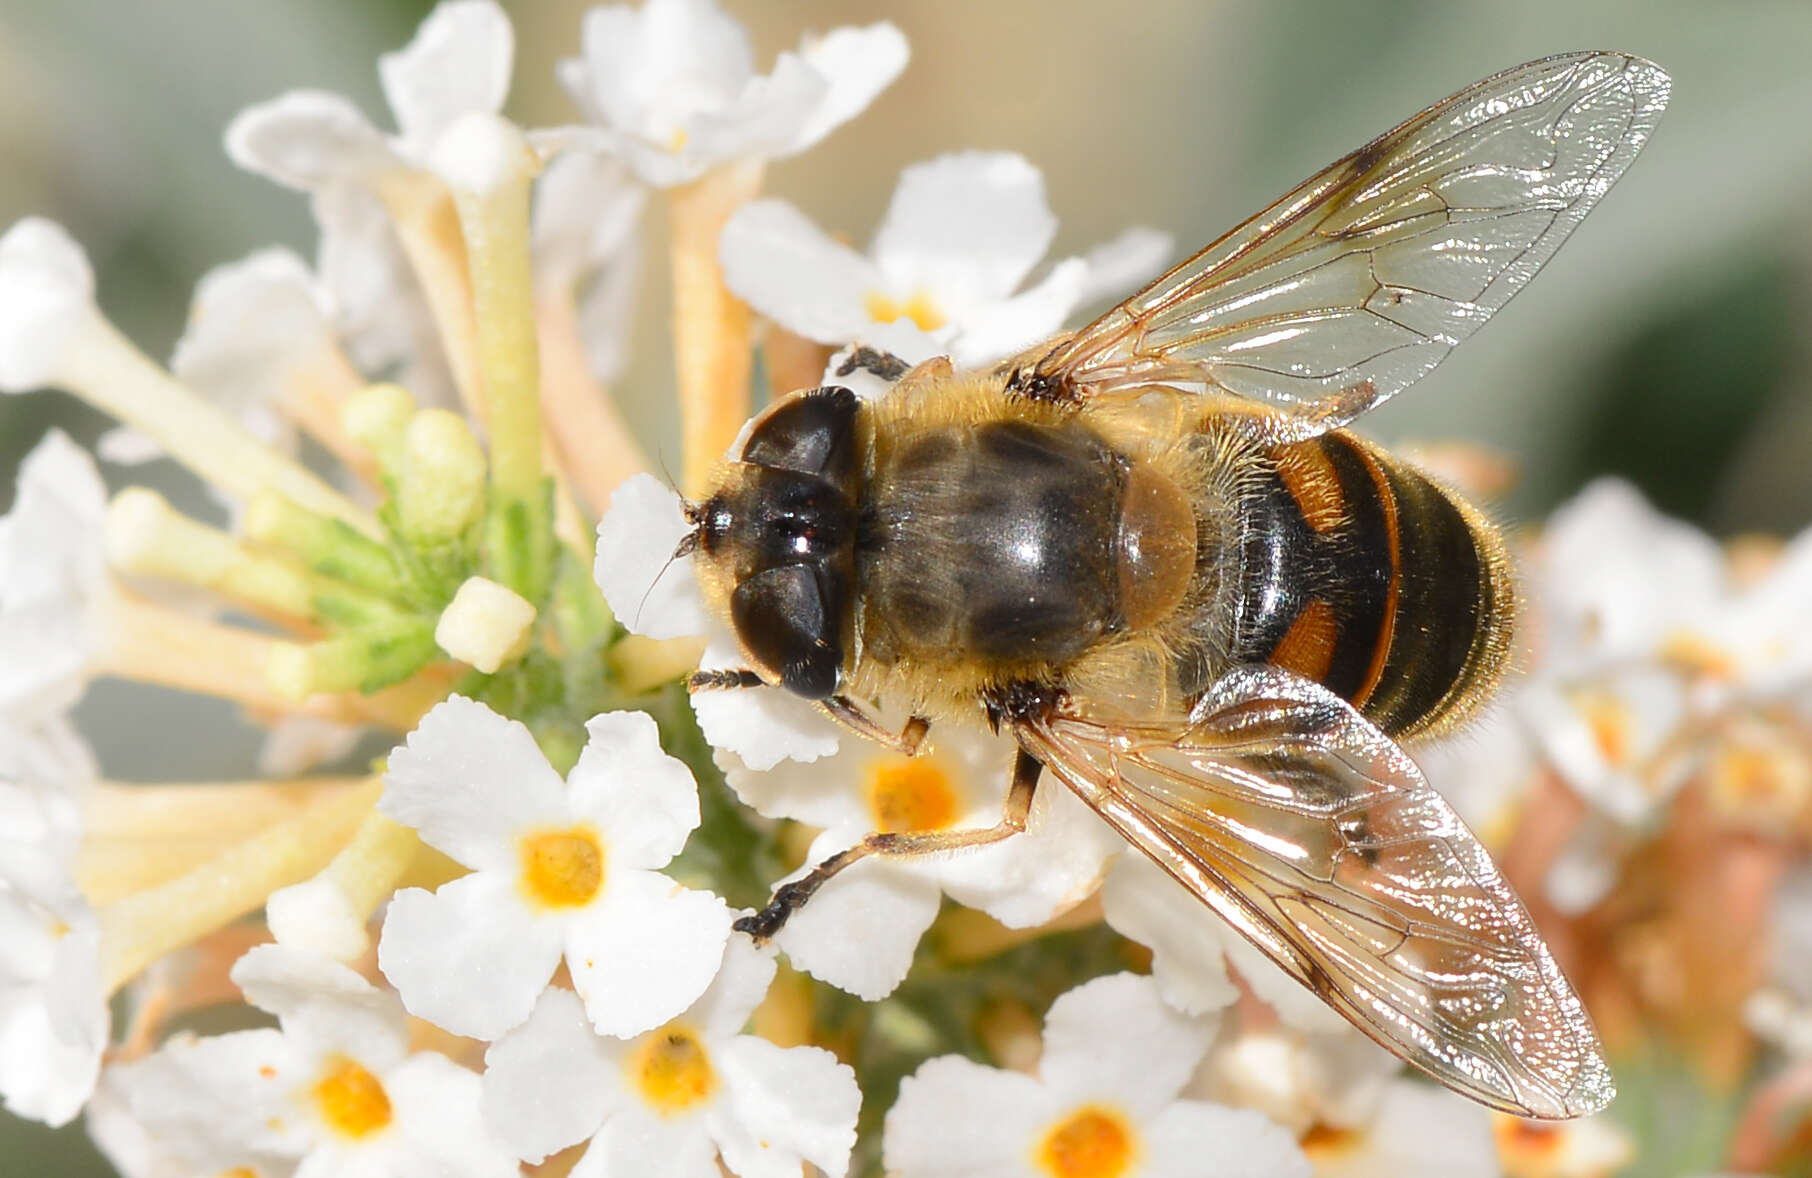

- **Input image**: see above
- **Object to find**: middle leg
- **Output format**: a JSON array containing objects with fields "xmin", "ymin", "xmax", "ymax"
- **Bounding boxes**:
[{"xmin": 735, "ymin": 749, "xmax": 1044, "ymax": 941}]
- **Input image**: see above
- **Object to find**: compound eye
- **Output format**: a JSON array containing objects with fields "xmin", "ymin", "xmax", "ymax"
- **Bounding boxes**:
[
  {"xmin": 740, "ymin": 386, "xmax": 859, "ymax": 486},
  {"xmin": 730, "ymin": 564, "xmax": 842, "ymax": 699}
]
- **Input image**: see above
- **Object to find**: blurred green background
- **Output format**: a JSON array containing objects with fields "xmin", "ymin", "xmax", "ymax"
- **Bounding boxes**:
[{"xmin": 2, "ymin": 0, "xmax": 1810, "ymax": 1173}]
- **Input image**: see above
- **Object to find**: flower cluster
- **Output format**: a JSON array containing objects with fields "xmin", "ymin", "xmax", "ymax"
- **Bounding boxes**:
[{"xmin": 1, "ymin": 3, "xmax": 1809, "ymax": 1178}]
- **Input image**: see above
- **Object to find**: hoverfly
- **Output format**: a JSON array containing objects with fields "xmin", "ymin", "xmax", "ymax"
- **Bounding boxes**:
[{"xmin": 685, "ymin": 51, "xmax": 1669, "ymax": 1118}]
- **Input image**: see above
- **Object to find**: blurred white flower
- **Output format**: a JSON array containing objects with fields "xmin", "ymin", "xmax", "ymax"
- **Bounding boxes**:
[
  {"xmin": 721, "ymin": 152, "xmax": 1171, "ymax": 366},
  {"xmin": 0, "ymin": 218, "xmax": 100, "ymax": 394},
  {"xmin": 1100, "ymin": 850, "xmax": 1344, "ymax": 1031},
  {"xmin": 0, "ymin": 769, "xmax": 105, "ymax": 1127},
  {"xmin": 554, "ymin": 0, "xmax": 908, "ymax": 189},
  {"xmin": 1490, "ymin": 1112, "xmax": 1637, "ymax": 1178},
  {"xmin": 1298, "ymin": 1080, "xmax": 1498, "ymax": 1178},
  {"xmin": 115, "ymin": 944, "xmax": 516, "ymax": 1177},
  {"xmin": 377, "ymin": 697, "xmax": 733, "ymax": 1040},
  {"xmin": 883, "ymin": 973, "xmax": 1310, "ymax": 1178},
  {"xmin": 225, "ymin": 0, "xmax": 516, "ymax": 402},
  {"xmin": 727, "ymin": 724, "xmax": 1118, "ymax": 1000},
  {"xmin": 532, "ymin": 148, "xmax": 648, "ymax": 386},
  {"xmin": 482, "ymin": 937, "xmax": 859, "ymax": 1177},
  {"xmin": 1189, "ymin": 1025, "xmax": 1399, "ymax": 1139},
  {"xmin": 0, "ymin": 429, "xmax": 108, "ymax": 728},
  {"xmin": 594, "ymin": 472, "xmax": 840, "ymax": 769}
]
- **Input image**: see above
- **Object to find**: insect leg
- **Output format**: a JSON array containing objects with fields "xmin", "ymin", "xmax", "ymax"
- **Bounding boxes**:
[
  {"xmin": 820, "ymin": 695, "xmax": 930, "ymax": 755},
  {"xmin": 735, "ymin": 750, "xmax": 1043, "ymax": 941},
  {"xmin": 833, "ymin": 345, "xmax": 909, "ymax": 382}
]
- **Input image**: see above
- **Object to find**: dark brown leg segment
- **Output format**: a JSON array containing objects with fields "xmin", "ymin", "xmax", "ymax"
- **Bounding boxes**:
[{"xmin": 735, "ymin": 750, "xmax": 1044, "ymax": 941}]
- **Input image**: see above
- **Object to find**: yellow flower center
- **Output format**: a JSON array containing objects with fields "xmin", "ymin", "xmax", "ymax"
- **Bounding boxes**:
[
  {"xmin": 1036, "ymin": 1105, "xmax": 1136, "ymax": 1178},
  {"xmin": 311, "ymin": 1056, "xmax": 392, "ymax": 1140},
  {"xmin": 1659, "ymin": 630, "xmax": 1736, "ymax": 679},
  {"xmin": 630, "ymin": 1026, "xmax": 716, "ymax": 1114},
  {"xmin": 866, "ymin": 757, "xmax": 960, "ymax": 833},
  {"xmin": 1572, "ymin": 688, "xmax": 1634, "ymax": 766},
  {"xmin": 865, "ymin": 289, "xmax": 946, "ymax": 332},
  {"xmin": 519, "ymin": 826, "xmax": 605, "ymax": 908},
  {"xmin": 1300, "ymin": 1123, "xmax": 1363, "ymax": 1160}
]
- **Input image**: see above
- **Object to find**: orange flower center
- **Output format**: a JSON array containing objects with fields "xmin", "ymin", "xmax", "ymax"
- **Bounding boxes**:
[
  {"xmin": 866, "ymin": 758, "xmax": 960, "ymax": 833},
  {"xmin": 519, "ymin": 826, "xmax": 605, "ymax": 908},
  {"xmin": 311, "ymin": 1056, "xmax": 392, "ymax": 1140},
  {"xmin": 1300, "ymin": 1123, "xmax": 1363, "ymax": 1160},
  {"xmin": 630, "ymin": 1026, "xmax": 716, "ymax": 1114},
  {"xmin": 1036, "ymin": 1106, "xmax": 1136, "ymax": 1178}
]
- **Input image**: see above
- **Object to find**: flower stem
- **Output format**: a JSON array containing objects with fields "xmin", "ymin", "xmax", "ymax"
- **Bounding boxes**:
[
  {"xmin": 92, "ymin": 591, "xmax": 441, "ymax": 729},
  {"xmin": 59, "ymin": 315, "xmax": 379, "ymax": 537},
  {"xmin": 669, "ymin": 160, "xmax": 762, "ymax": 494},
  {"xmin": 536, "ymin": 289, "xmax": 648, "ymax": 513},
  {"xmin": 96, "ymin": 778, "xmax": 382, "ymax": 993},
  {"xmin": 438, "ymin": 115, "xmax": 556, "ymax": 604}
]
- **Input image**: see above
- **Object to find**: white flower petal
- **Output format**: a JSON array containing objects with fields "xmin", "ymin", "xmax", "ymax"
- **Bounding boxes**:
[
  {"xmin": 873, "ymin": 152, "xmax": 1056, "ymax": 310},
  {"xmin": 483, "ymin": 988, "xmax": 618, "ymax": 1163},
  {"xmin": 378, "ymin": 874, "xmax": 563, "ymax": 1040},
  {"xmin": 692, "ymin": 639, "xmax": 841, "ymax": 770},
  {"xmin": 532, "ymin": 149, "xmax": 645, "ymax": 294},
  {"xmin": 685, "ymin": 934, "xmax": 777, "ymax": 1042},
  {"xmin": 950, "ymin": 256, "xmax": 1087, "ymax": 367},
  {"xmin": 1038, "ymin": 973, "xmax": 1211, "ymax": 1115},
  {"xmin": 568, "ymin": 710, "xmax": 700, "ymax": 870},
  {"xmin": 1077, "ymin": 226, "xmax": 1174, "ymax": 305},
  {"xmin": 572, "ymin": 0, "xmax": 754, "ymax": 131},
  {"xmin": 379, "ymin": 696, "xmax": 569, "ymax": 871},
  {"xmin": 720, "ymin": 199, "xmax": 880, "ymax": 345},
  {"xmin": 94, "ymin": 426, "xmax": 164, "ymax": 466},
  {"xmin": 379, "ymin": 0, "xmax": 513, "ymax": 158},
  {"xmin": 0, "ymin": 219, "xmax": 99, "ymax": 393},
  {"xmin": 1307, "ymin": 1079, "xmax": 1497, "ymax": 1178},
  {"xmin": 265, "ymin": 877, "xmax": 369, "ymax": 962},
  {"xmin": 713, "ymin": 1037, "xmax": 859, "ymax": 1178},
  {"xmin": 1142, "ymin": 1100, "xmax": 1310, "ymax": 1178},
  {"xmin": 384, "ymin": 1052, "xmax": 519, "ymax": 1178},
  {"xmin": 1221, "ymin": 924, "xmax": 1348, "ymax": 1033},
  {"xmin": 936, "ymin": 780, "xmax": 1117, "ymax": 929},
  {"xmin": 225, "ymin": 90, "xmax": 397, "ymax": 191},
  {"xmin": 574, "ymin": 1105, "xmax": 719, "ymax": 1178},
  {"xmin": 773, "ymin": 833, "xmax": 942, "ymax": 1001},
  {"xmin": 170, "ymin": 247, "xmax": 333, "ymax": 450},
  {"xmin": 231, "ymin": 944, "xmax": 408, "ymax": 1061},
  {"xmin": 682, "ymin": 54, "xmax": 828, "ymax": 173},
  {"xmin": 1100, "ymin": 853, "xmax": 1239, "ymax": 1016},
  {"xmin": 114, "ymin": 1027, "xmax": 301, "ymax": 1164},
  {"xmin": 566, "ymin": 869, "xmax": 731, "ymax": 1038},
  {"xmin": 785, "ymin": 22, "xmax": 910, "ymax": 155},
  {"xmin": 0, "ymin": 950, "xmax": 105, "ymax": 1126},
  {"xmin": 882, "ymin": 1053, "xmax": 1052, "ymax": 1178},
  {"xmin": 594, "ymin": 473, "xmax": 709, "ymax": 641}
]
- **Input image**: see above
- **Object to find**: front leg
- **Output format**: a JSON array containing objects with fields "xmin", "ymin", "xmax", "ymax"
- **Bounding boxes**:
[
  {"xmin": 736, "ymin": 749, "xmax": 1043, "ymax": 941},
  {"xmin": 834, "ymin": 345, "xmax": 910, "ymax": 383}
]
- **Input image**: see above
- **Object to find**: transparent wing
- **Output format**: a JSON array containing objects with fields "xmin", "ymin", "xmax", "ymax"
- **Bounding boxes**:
[
  {"xmin": 1017, "ymin": 665, "xmax": 1611, "ymax": 1118},
  {"xmin": 1028, "ymin": 52, "xmax": 1669, "ymax": 427}
]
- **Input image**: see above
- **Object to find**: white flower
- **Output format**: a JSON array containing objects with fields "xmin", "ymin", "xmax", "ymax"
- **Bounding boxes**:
[
  {"xmin": 594, "ymin": 472, "xmax": 840, "ymax": 769},
  {"xmin": 376, "ymin": 697, "xmax": 733, "ymax": 1039},
  {"xmin": 533, "ymin": 148, "xmax": 648, "ymax": 385},
  {"xmin": 1100, "ymin": 851, "xmax": 1344, "ymax": 1030},
  {"xmin": 721, "ymin": 152, "xmax": 1171, "ymax": 367},
  {"xmin": 0, "ymin": 429, "xmax": 108, "ymax": 728},
  {"xmin": 225, "ymin": 0, "xmax": 516, "ymax": 404},
  {"xmin": 163, "ymin": 248, "xmax": 338, "ymax": 457},
  {"xmin": 1188, "ymin": 1025, "xmax": 1400, "ymax": 1138},
  {"xmin": 1297, "ymin": 1079, "xmax": 1499, "ymax": 1178},
  {"xmin": 727, "ymin": 723, "xmax": 1118, "ymax": 1000},
  {"xmin": 482, "ymin": 937, "xmax": 859, "ymax": 1177},
  {"xmin": 554, "ymin": 0, "xmax": 908, "ymax": 188},
  {"xmin": 0, "ymin": 218, "xmax": 100, "ymax": 394},
  {"xmin": 114, "ymin": 944, "xmax": 516, "ymax": 1178},
  {"xmin": 0, "ymin": 766, "xmax": 106, "ymax": 1127},
  {"xmin": 883, "ymin": 972, "xmax": 1309, "ymax": 1178}
]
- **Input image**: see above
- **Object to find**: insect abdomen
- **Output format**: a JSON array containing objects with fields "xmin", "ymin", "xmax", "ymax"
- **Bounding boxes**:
[{"xmin": 1228, "ymin": 431, "xmax": 1511, "ymax": 739}]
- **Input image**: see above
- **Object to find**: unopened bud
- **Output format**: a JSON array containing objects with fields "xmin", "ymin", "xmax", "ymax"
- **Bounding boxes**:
[
  {"xmin": 435, "ymin": 576, "xmax": 535, "ymax": 673},
  {"xmin": 399, "ymin": 409, "xmax": 487, "ymax": 540}
]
